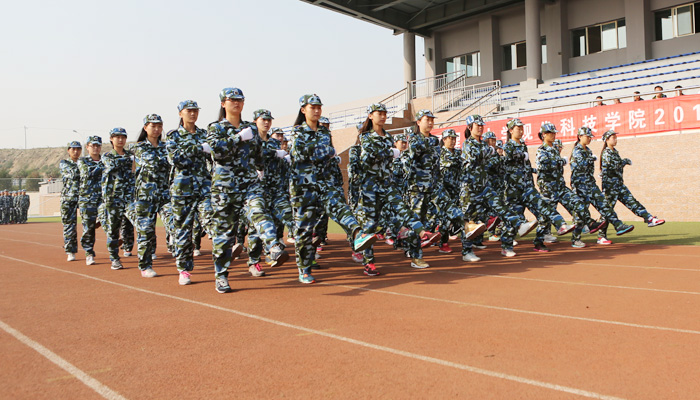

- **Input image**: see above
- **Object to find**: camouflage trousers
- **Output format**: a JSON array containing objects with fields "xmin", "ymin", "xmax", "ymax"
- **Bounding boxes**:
[
  {"xmin": 539, "ymin": 184, "xmax": 595, "ymax": 242},
  {"xmin": 210, "ymin": 187, "xmax": 280, "ymax": 278},
  {"xmin": 99, "ymin": 200, "xmax": 134, "ymax": 262},
  {"xmin": 572, "ymin": 182, "xmax": 623, "ymax": 230},
  {"xmin": 357, "ymin": 185, "xmax": 423, "ymax": 264},
  {"xmin": 60, "ymin": 199, "xmax": 79, "ymax": 254},
  {"xmin": 348, "ymin": 182, "xmax": 360, "ymax": 211},
  {"xmin": 462, "ymin": 185, "xmax": 522, "ymax": 250},
  {"xmin": 599, "ymin": 182, "xmax": 651, "ymax": 239},
  {"xmin": 408, "ymin": 187, "xmax": 468, "ymax": 252},
  {"xmin": 79, "ymin": 201, "xmax": 99, "ymax": 257},
  {"xmin": 506, "ymin": 183, "xmax": 566, "ymax": 245},
  {"xmin": 291, "ymin": 184, "xmax": 360, "ymax": 269},
  {"xmin": 248, "ymin": 192, "xmax": 294, "ymax": 266},
  {"xmin": 171, "ymin": 195, "xmax": 212, "ymax": 272},
  {"xmin": 193, "ymin": 212, "xmax": 204, "ymax": 250},
  {"xmin": 129, "ymin": 198, "xmax": 173, "ymax": 270}
]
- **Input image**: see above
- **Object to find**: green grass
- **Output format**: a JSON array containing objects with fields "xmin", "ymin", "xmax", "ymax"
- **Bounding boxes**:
[{"xmin": 328, "ymin": 220, "xmax": 700, "ymax": 246}]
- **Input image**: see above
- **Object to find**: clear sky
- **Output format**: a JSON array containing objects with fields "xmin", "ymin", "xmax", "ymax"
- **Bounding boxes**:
[{"xmin": 0, "ymin": 0, "xmax": 424, "ymax": 149}]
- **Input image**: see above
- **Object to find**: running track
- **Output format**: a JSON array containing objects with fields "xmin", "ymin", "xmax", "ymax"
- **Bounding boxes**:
[{"xmin": 1, "ymin": 223, "xmax": 699, "ymax": 399}]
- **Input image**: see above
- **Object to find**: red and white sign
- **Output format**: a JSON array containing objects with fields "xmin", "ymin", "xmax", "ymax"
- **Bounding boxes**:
[{"xmin": 432, "ymin": 94, "xmax": 700, "ymax": 147}]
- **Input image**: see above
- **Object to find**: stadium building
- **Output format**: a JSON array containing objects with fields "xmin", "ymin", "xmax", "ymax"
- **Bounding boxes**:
[{"xmin": 303, "ymin": 0, "xmax": 700, "ymax": 221}]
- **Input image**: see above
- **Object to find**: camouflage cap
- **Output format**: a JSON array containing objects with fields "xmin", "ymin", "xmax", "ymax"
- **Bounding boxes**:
[
  {"xmin": 540, "ymin": 122, "xmax": 558, "ymax": 134},
  {"xmin": 270, "ymin": 127, "xmax": 285, "ymax": 135},
  {"xmin": 415, "ymin": 109, "xmax": 435, "ymax": 120},
  {"xmin": 601, "ymin": 130, "xmax": 617, "ymax": 142},
  {"xmin": 441, "ymin": 129, "xmax": 458, "ymax": 138},
  {"xmin": 393, "ymin": 133, "xmax": 407, "ymax": 142},
  {"xmin": 496, "ymin": 139, "xmax": 504, "ymax": 148},
  {"xmin": 253, "ymin": 109, "xmax": 274, "ymax": 120},
  {"xmin": 219, "ymin": 87, "xmax": 245, "ymax": 101},
  {"xmin": 299, "ymin": 94, "xmax": 323, "ymax": 107},
  {"xmin": 506, "ymin": 118, "xmax": 524, "ymax": 130},
  {"xmin": 67, "ymin": 140, "xmax": 82, "ymax": 149},
  {"xmin": 87, "ymin": 135, "xmax": 102, "ymax": 145},
  {"xmin": 177, "ymin": 100, "xmax": 200, "ymax": 112},
  {"xmin": 143, "ymin": 113, "xmax": 163, "ymax": 125},
  {"xmin": 319, "ymin": 116, "xmax": 330, "ymax": 124},
  {"xmin": 367, "ymin": 103, "xmax": 387, "ymax": 113},
  {"xmin": 482, "ymin": 130, "xmax": 497, "ymax": 140},
  {"xmin": 553, "ymin": 139, "xmax": 563, "ymax": 150},
  {"xmin": 577, "ymin": 126, "xmax": 594, "ymax": 137},
  {"xmin": 465, "ymin": 115, "xmax": 485, "ymax": 126},
  {"xmin": 109, "ymin": 127, "xmax": 127, "ymax": 137}
]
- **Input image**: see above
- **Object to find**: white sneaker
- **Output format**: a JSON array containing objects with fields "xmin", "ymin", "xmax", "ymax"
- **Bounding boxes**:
[
  {"xmin": 556, "ymin": 224, "xmax": 574, "ymax": 236},
  {"xmin": 248, "ymin": 263, "xmax": 265, "ymax": 277},
  {"xmin": 193, "ymin": 249, "xmax": 202, "ymax": 257},
  {"xmin": 66, "ymin": 253, "xmax": 76, "ymax": 262},
  {"xmin": 488, "ymin": 235, "xmax": 500, "ymax": 242},
  {"xmin": 85, "ymin": 255, "xmax": 95, "ymax": 265},
  {"xmin": 123, "ymin": 251, "xmax": 132, "ymax": 257},
  {"xmin": 462, "ymin": 252, "xmax": 481, "ymax": 262},
  {"xmin": 111, "ymin": 260, "xmax": 124, "ymax": 270},
  {"xmin": 151, "ymin": 253, "xmax": 157, "ymax": 260},
  {"xmin": 543, "ymin": 234, "xmax": 558, "ymax": 243},
  {"xmin": 501, "ymin": 249, "xmax": 516, "ymax": 257},
  {"xmin": 178, "ymin": 270, "xmax": 191, "ymax": 285},
  {"xmin": 517, "ymin": 220, "xmax": 538, "ymax": 237},
  {"xmin": 410, "ymin": 258, "xmax": 430, "ymax": 269},
  {"xmin": 571, "ymin": 240, "xmax": 587, "ymax": 248},
  {"xmin": 513, "ymin": 240, "xmax": 519, "ymax": 246},
  {"xmin": 287, "ymin": 237, "xmax": 295, "ymax": 244},
  {"xmin": 141, "ymin": 268, "xmax": 157, "ymax": 278}
]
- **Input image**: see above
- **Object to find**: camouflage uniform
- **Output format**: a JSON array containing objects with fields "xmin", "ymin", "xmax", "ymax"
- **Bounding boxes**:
[
  {"xmin": 166, "ymin": 124, "xmax": 212, "ymax": 272},
  {"xmin": 78, "ymin": 154, "xmax": 104, "ymax": 257},
  {"xmin": 598, "ymin": 141, "xmax": 652, "ymax": 239},
  {"xmin": 60, "ymin": 154, "xmax": 81, "ymax": 254},
  {"xmin": 0, "ymin": 191, "xmax": 7, "ymax": 224},
  {"xmin": 100, "ymin": 136, "xmax": 135, "ymax": 263},
  {"xmin": 438, "ymin": 139, "xmax": 463, "ymax": 244},
  {"xmin": 570, "ymin": 141, "xmax": 626, "ymax": 231},
  {"xmin": 356, "ymin": 128, "xmax": 424, "ymax": 264},
  {"xmin": 347, "ymin": 144, "xmax": 361, "ymax": 210},
  {"xmin": 502, "ymin": 138, "xmax": 568, "ymax": 245},
  {"xmin": 131, "ymin": 132, "xmax": 173, "ymax": 271},
  {"xmin": 207, "ymin": 118, "xmax": 282, "ymax": 278}
]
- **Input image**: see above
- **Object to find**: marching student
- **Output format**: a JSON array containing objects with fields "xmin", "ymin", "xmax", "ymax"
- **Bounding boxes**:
[
  {"xmin": 569, "ymin": 127, "xmax": 635, "ymax": 245},
  {"xmin": 78, "ymin": 136, "xmax": 104, "ymax": 266},
  {"xmin": 437, "ymin": 129, "xmax": 462, "ymax": 253},
  {"xmin": 535, "ymin": 123, "xmax": 607, "ymax": 250},
  {"xmin": 596, "ymin": 130, "xmax": 665, "ymax": 244},
  {"xmin": 100, "ymin": 127, "xmax": 135, "ymax": 271},
  {"xmin": 130, "ymin": 114, "xmax": 172, "ymax": 277},
  {"xmin": 482, "ymin": 131, "xmax": 505, "ymax": 242},
  {"xmin": 59, "ymin": 141, "xmax": 82, "ymax": 261},
  {"xmin": 206, "ymin": 88, "xmax": 289, "ymax": 293},
  {"xmin": 165, "ymin": 100, "xmax": 213, "ymax": 286},
  {"xmin": 288, "ymin": 94, "xmax": 376, "ymax": 283}
]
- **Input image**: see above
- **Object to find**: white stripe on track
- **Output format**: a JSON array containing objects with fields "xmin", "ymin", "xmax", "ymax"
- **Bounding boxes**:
[
  {"xmin": 0, "ymin": 319, "xmax": 127, "ymax": 400},
  {"xmin": 0, "ymin": 254, "xmax": 626, "ymax": 400},
  {"xmin": 547, "ymin": 260, "xmax": 699, "ymax": 272}
]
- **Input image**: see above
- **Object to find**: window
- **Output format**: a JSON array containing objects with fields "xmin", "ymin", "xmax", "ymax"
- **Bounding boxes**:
[
  {"xmin": 572, "ymin": 19, "xmax": 626, "ymax": 57},
  {"xmin": 445, "ymin": 52, "xmax": 481, "ymax": 80},
  {"xmin": 541, "ymin": 36, "xmax": 547, "ymax": 64},
  {"xmin": 655, "ymin": 2, "xmax": 699, "ymax": 40},
  {"xmin": 503, "ymin": 41, "xmax": 527, "ymax": 70}
]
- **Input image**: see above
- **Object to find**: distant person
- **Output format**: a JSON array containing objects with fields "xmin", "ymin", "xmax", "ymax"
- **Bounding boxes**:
[
  {"xmin": 594, "ymin": 96, "xmax": 605, "ymax": 106},
  {"xmin": 78, "ymin": 136, "xmax": 104, "ymax": 266},
  {"xmin": 675, "ymin": 85, "xmax": 684, "ymax": 96},
  {"xmin": 653, "ymin": 86, "xmax": 666, "ymax": 99},
  {"xmin": 633, "ymin": 91, "xmax": 643, "ymax": 101},
  {"xmin": 60, "ymin": 141, "xmax": 82, "ymax": 261},
  {"xmin": 613, "ymin": 98, "xmax": 622, "ymax": 104}
]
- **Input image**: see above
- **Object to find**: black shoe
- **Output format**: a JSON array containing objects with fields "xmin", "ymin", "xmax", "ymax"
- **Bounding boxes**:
[
  {"xmin": 587, "ymin": 219, "xmax": 607, "ymax": 234},
  {"xmin": 533, "ymin": 243, "xmax": 550, "ymax": 252}
]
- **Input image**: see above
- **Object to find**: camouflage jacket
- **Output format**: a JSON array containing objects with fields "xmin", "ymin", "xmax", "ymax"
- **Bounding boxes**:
[
  {"xmin": 78, "ymin": 156, "xmax": 104, "ymax": 204},
  {"xmin": 347, "ymin": 144, "xmax": 361, "ymax": 185},
  {"xmin": 405, "ymin": 128, "xmax": 440, "ymax": 191},
  {"xmin": 328, "ymin": 156, "xmax": 344, "ymax": 188},
  {"xmin": 133, "ymin": 140, "xmax": 170, "ymax": 202},
  {"xmin": 439, "ymin": 147, "xmax": 462, "ymax": 199},
  {"xmin": 207, "ymin": 119, "xmax": 263, "ymax": 194},
  {"xmin": 59, "ymin": 159, "xmax": 81, "ymax": 201},
  {"xmin": 535, "ymin": 144, "xmax": 567, "ymax": 195},
  {"xmin": 485, "ymin": 151, "xmax": 505, "ymax": 192},
  {"xmin": 601, "ymin": 147, "xmax": 631, "ymax": 185},
  {"xmin": 101, "ymin": 149, "xmax": 134, "ymax": 203},
  {"xmin": 166, "ymin": 126, "xmax": 211, "ymax": 198},
  {"xmin": 570, "ymin": 143, "xmax": 597, "ymax": 187},
  {"xmin": 288, "ymin": 122, "xmax": 336, "ymax": 190},
  {"xmin": 260, "ymin": 136, "xmax": 287, "ymax": 191},
  {"xmin": 359, "ymin": 129, "xmax": 396, "ymax": 190},
  {"xmin": 502, "ymin": 139, "xmax": 537, "ymax": 192},
  {"xmin": 461, "ymin": 136, "xmax": 491, "ymax": 193}
]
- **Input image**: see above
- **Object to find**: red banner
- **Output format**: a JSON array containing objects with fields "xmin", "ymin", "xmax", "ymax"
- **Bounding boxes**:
[{"xmin": 432, "ymin": 94, "xmax": 700, "ymax": 147}]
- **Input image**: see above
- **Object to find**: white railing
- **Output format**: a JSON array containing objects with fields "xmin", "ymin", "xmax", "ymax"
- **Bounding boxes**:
[
  {"xmin": 410, "ymin": 70, "xmax": 467, "ymax": 99},
  {"xmin": 433, "ymin": 80, "xmax": 501, "ymax": 113},
  {"xmin": 329, "ymin": 87, "xmax": 409, "ymax": 130}
]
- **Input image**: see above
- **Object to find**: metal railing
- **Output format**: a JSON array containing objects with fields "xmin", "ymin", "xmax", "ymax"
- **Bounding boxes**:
[
  {"xmin": 433, "ymin": 80, "xmax": 501, "ymax": 114},
  {"xmin": 410, "ymin": 70, "xmax": 467, "ymax": 99},
  {"xmin": 329, "ymin": 87, "xmax": 409, "ymax": 130}
]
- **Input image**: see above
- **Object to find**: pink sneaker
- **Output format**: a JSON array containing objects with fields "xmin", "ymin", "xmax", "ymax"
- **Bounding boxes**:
[{"xmin": 351, "ymin": 252, "xmax": 363, "ymax": 263}]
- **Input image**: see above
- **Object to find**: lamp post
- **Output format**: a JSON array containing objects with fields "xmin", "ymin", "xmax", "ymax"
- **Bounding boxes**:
[{"xmin": 24, "ymin": 126, "xmax": 27, "ymax": 149}]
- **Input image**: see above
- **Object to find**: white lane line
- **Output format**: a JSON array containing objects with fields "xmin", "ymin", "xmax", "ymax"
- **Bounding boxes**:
[
  {"xmin": 0, "ymin": 320, "xmax": 127, "ymax": 400},
  {"xmin": 547, "ymin": 260, "xmax": 699, "ymax": 272},
  {"xmin": 318, "ymin": 282, "xmax": 700, "ymax": 335},
  {"xmin": 0, "ymin": 254, "xmax": 626, "ymax": 400}
]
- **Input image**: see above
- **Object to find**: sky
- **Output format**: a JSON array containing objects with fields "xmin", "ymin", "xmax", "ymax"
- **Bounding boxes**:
[{"xmin": 0, "ymin": 0, "xmax": 425, "ymax": 149}]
